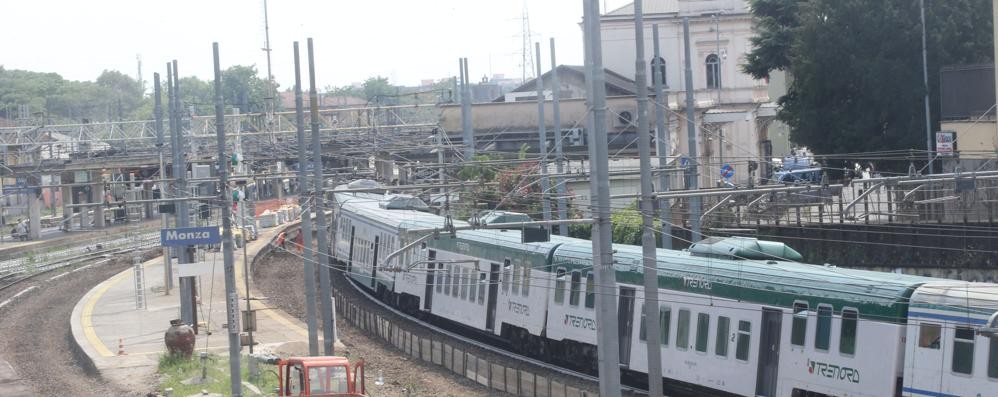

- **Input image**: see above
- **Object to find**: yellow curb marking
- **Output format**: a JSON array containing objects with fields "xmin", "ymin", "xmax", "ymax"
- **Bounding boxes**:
[{"xmin": 81, "ymin": 270, "xmax": 132, "ymax": 357}]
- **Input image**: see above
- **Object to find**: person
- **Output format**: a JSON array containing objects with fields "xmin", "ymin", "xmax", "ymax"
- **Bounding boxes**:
[
  {"xmin": 14, "ymin": 219, "xmax": 27, "ymax": 241},
  {"xmin": 293, "ymin": 230, "xmax": 304, "ymax": 254},
  {"xmin": 276, "ymin": 231, "xmax": 286, "ymax": 250}
]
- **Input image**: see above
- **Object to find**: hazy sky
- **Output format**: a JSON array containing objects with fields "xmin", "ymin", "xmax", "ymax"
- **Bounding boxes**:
[{"xmin": 3, "ymin": 0, "xmax": 632, "ymax": 90}]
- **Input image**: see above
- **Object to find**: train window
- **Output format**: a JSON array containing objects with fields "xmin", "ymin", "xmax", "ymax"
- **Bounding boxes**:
[
  {"xmin": 460, "ymin": 268, "xmax": 469, "ymax": 300},
  {"xmin": 469, "ymin": 270, "xmax": 478, "ymax": 302},
  {"xmin": 512, "ymin": 261, "xmax": 521, "ymax": 294},
  {"xmin": 952, "ymin": 327, "xmax": 975, "ymax": 375},
  {"xmin": 569, "ymin": 271, "xmax": 582, "ymax": 306},
  {"xmin": 791, "ymin": 302, "xmax": 808, "ymax": 347},
  {"xmin": 477, "ymin": 272, "xmax": 486, "ymax": 305},
  {"xmin": 554, "ymin": 268, "xmax": 567, "ymax": 304},
  {"xmin": 736, "ymin": 320, "xmax": 751, "ymax": 361},
  {"xmin": 659, "ymin": 306, "xmax": 671, "ymax": 346},
  {"xmin": 716, "ymin": 316, "xmax": 730, "ymax": 357},
  {"xmin": 696, "ymin": 313, "xmax": 710, "ymax": 353},
  {"xmin": 452, "ymin": 266, "xmax": 460, "ymax": 297},
  {"xmin": 639, "ymin": 304, "xmax": 649, "ymax": 342},
  {"xmin": 815, "ymin": 305, "xmax": 832, "ymax": 351},
  {"xmin": 522, "ymin": 263, "xmax": 530, "ymax": 297},
  {"xmin": 677, "ymin": 309, "xmax": 691, "ymax": 350},
  {"xmin": 918, "ymin": 323, "xmax": 942, "ymax": 349},
  {"xmin": 839, "ymin": 309, "xmax": 857, "ymax": 355},
  {"xmin": 989, "ymin": 336, "xmax": 997, "ymax": 379},
  {"xmin": 502, "ymin": 259, "xmax": 512, "ymax": 293},
  {"xmin": 435, "ymin": 262, "xmax": 444, "ymax": 293},
  {"xmin": 444, "ymin": 264, "xmax": 454, "ymax": 295},
  {"xmin": 584, "ymin": 272, "xmax": 595, "ymax": 309}
]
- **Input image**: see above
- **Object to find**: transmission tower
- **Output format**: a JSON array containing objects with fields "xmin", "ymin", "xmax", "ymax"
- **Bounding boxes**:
[{"xmin": 519, "ymin": 3, "xmax": 535, "ymax": 83}]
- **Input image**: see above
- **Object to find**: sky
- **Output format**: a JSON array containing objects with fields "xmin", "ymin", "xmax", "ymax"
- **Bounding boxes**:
[{"xmin": 3, "ymin": 0, "xmax": 632, "ymax": 90}]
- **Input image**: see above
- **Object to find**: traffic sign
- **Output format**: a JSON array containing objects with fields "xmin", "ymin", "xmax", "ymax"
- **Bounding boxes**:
[
  {"xmin": 720, "ymin": 164, "xmax": 735, "ymax": 179},
  {"xmin": 161, "ymin": 226, "xmax": 221, "ymax": 247},
  {"xmin": 679, "ymin": 156, "xmax": 690, "ymax": 167}
]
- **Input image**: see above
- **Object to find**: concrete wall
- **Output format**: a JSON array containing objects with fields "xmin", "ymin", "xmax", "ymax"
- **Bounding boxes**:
[{"xmin": 940, "ymin": 120, "xmax": 998, "ymax": 154}]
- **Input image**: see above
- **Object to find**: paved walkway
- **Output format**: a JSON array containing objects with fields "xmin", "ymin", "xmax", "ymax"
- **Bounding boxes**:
[
  {"xmin": 70, "ymin": 219, "xmax": 336, "ymax": 393},
  {"xmin": 0, "ymin": 360, "xmax": 30, "ymax": 397}
]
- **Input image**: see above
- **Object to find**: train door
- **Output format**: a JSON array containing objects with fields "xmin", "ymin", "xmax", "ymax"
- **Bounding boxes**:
[
  {"xmin": 347, "ymin": 226, "xmax": 356, "ymax": 273},
  {"xmin": 486, "ymin": 263, "xmax": 500, "ymax": 331},
  {"xmin": 618, "ymin": 287, "xmax": 636, "ymax": 366},
  {"xmin": 755, "ymin": 308, "xmax": 782, "ymax": 397},
  {"xmin": 424, "ymin": 250, "xmax": 436, "ymax": 311},
  {"xmin": 370, "ymin": 235, "xmax": 380, "ymax": 289}
]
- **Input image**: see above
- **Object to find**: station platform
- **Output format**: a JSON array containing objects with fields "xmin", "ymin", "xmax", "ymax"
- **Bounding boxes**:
[{"xmin": 70, "ymin": 220, "xmax": 339, "ymax": 393}]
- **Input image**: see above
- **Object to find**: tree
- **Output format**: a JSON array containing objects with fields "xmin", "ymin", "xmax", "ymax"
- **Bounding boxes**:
[
  {"xmin": 221, "ymin": 65, "xmax": 270, "ymax": 113},
  {"xmin": 362, "ymin": 76, "xmax": 396, "ymax": 102},
  {"xmin": 743, "ymin": 0, "xmax": 993, "ymax": 167}
]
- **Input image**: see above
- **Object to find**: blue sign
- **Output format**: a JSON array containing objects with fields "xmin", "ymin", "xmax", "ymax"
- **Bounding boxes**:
[
  {"xmin": 679, "ymin": 156, "xmax": 690, "ymax": 167},
  {"xmin": 161, "ymin": 227, "xmax": 221, "ymax": 247},
  {"xmin": 720, "ymin": 164, "xmax": 735, "ymax": 179}
]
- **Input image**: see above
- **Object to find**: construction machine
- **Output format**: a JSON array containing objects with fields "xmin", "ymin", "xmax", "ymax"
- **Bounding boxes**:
[{"xmin": 264, "ymin": 356, "xmax": 366, "ymax": 397}]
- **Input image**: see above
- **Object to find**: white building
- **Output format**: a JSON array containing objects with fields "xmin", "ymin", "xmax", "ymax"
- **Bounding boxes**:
[{"xmin": 599, "ymin": 0, "xmax": 786, "ymax": 185}]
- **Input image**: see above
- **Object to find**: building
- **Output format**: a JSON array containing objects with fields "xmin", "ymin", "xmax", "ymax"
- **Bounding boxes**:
[
  {"xmin": 599, "ymin": 0, "xmax": 786, "ymax": 184},
  {"xmin": 938, "ymin": 64, "xmax": 998, "ymax": 172}
]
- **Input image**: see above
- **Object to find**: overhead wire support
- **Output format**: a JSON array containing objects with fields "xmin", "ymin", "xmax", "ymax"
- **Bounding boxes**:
[
  {"xmin": 682, "ymin": 17, "xmax": 702, "ymax": 242},
  {"xmin": 632, "ymin": 3, "xmax": 663, "ymax": 396},
  {"xmin": 535, "ymin": 42, "xmax": 552, "ymax": 234},
  {"xmin": 550, "ymin": 38, "xmax": 569, "ymax": 236},
  {"xmin": 307, "ymin": 38, "xmax": 336, "ymax": 356},
  {"xmin": 293, "ymin": 41, "xmax": 320, "ymax": 356},
  {"xmin": 583, "ymin": 1, "xmax": 622, "ymax": 395},
  {"xmin": 212, "ymin": 41, "xmax": 243, "ymax": 397},
  {"xmin": 652, "ymin": 23, "xmax": 672, "ymax": 249}
]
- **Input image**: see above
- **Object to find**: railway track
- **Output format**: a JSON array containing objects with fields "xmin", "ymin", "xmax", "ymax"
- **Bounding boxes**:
[{"xmin": 334, "ymin": 271, "xmax": 645, "ymax": 396}]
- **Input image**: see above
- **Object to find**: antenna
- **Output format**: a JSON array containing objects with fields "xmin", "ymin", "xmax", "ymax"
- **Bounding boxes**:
[{"xmin": 262, "ymin": 0, "xmax": 275, "ymax": 121}]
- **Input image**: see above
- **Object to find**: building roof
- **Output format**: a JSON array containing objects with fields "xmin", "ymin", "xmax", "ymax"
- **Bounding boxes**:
[
  {"xmin": 605, "ymin": 0, "xmax": 681, "ymax": 15},
  {"xmin": 502, "ymin": 64, "xmax": 648, "ymax": 100},
  {"xmin": 604, "ymin": 0, "xmax": 749, "ymax": 17}
]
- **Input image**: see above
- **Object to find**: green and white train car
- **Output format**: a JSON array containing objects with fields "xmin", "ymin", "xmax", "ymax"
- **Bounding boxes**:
[{"xmin": 329, "ymin": 181, "xmax": 998, "ymax": 397}]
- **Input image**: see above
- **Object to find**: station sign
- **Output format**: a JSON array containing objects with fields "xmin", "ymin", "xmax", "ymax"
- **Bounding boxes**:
[
  {"xmin": 161, "ymin": 226, "xmax": 221, "ymax": 247},
  {"xmin": 175, "ymin": 261, "xmax": 215, "ymax": 277}
]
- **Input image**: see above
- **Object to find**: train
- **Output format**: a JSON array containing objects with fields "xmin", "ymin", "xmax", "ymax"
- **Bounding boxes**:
[{"xmin": 328, "ymin": 180, "xmax": 998, "ymax": 397}]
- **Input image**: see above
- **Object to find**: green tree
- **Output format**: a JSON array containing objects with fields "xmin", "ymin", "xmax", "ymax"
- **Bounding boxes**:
[
  {"xmin": 743, "ymin": 0, "xmax": 993, "ymax": 167},
  {"xmin": 362, "ymin": 76, "xmax": 396, "ymax": 102},
  {"xmin": 222, "ymin": 65, "xmax": 270, "ymax": 113}
]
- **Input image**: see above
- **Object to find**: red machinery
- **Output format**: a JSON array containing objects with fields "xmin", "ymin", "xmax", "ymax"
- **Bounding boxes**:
[{"xmin": 267, "ymin": 356, "xmax": 366, "ymax": 396}]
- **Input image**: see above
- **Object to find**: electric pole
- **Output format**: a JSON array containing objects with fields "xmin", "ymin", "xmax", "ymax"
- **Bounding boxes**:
[
  {"xmin": 308, "ymin": 38, "xmax": 336, "ymax": 355},
  {"xmin": 551, "ymin": 38, "xmax": 568, "ymax": 236},
  {"xmin": 652, "ymin": 24, "xmax": 672, "ymax": 249},
  {"xmin": 293, "ymin": 41, "xmax": 320, "ymax": 356},
  {"xmin": 535, "ymin": 42, "xmax": 552, "ymax": 233},
  {"xmin": 683, "ymin": 18, "xmax": 702, "ymax": 242}
]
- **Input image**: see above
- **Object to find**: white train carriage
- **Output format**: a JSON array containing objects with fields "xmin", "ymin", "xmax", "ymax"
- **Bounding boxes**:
[{"xmin": 902, "ymin": 282, "xmax": 998, "ymax": 397}]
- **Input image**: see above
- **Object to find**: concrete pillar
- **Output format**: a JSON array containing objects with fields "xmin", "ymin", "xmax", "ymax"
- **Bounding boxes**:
[
  {"xmin": 28, "ymin": 190, "xmax": 41, "ymax": 240},
  {"xmin": 144, "ymin": 182, "xmax": 154, "ymax": 220},
  {"xmin": 91, "ymin": 172, "xmax": 105, "ymax": 229},
  {"xmin": 60, "ymin": 185, "xmax": 72, "ymax": 230}
]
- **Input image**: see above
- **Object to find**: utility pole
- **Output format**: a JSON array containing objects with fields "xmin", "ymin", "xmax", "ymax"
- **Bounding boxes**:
[
  {"xmin": 262, "ymin": 0, "xmax": 275, "ymax": 119},
  {"xmin": 169, "ymin": 61, "xmax": 196, "ymax": 327},
  {"xmin": 920, "ymin": 0, "xmax": 933, "ymax": 174},
  {"xmin": 633, "ymin": 3, "xmax": 662, "ymax": 396},
  {"xmin": 550, "ymin": 38, "xmax": 568, "ymax": 236},
  {"xmin": 714, "ymin": 13, "xmax": 723, "ymax": 173},
  {"xmin": 652, "ymin": 24, "xmax": 672, "ymax": 249},
  {"xmin": 308, "ymin": 38, "xmax": 336, "ymax": 355},
  {"xmin": 583, "ymin": 1, "xmax": 622, "ymax": 395},
  {"xmin": 154, "ymin": 72, "xmax": 172, "ymax": 294},
  {"xmin": 212, "ymin": 42, "xmax": 243, "ymax": 397},
  {"xmin": 293, "ymin": 42, "xmax": 320, "ymax": 356},
  {"xmin": 994, "ymin": 0, "xmax": 998, "ymax": 149},
  {"xmin": 460, "ymin": 58, "xmax": 474, "ymax": 159},
  {"xmin": 683, "ymin": 18, "xmax": 702, "ymax": 242},
  {"xmin": 535, "ymin": 43, "xmax": 552, "ymax": 233}
]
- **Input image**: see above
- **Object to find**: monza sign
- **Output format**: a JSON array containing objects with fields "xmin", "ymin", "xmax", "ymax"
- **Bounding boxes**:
[{"xmin": 160, "ymin": 226, "xmax": 221, "ymax": 247}]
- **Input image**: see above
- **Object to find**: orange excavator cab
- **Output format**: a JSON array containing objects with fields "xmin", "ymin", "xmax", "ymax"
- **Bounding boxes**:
[{"xmin": 268, "ymin": 356, "xmax": 366, "ymax": 397}]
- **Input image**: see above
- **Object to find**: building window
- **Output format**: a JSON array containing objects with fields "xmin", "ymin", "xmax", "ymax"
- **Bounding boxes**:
[
  {"xmin": 840, "ymin": 309, "xmax": 858, "ymax": 355},
  {"xmin": 696, "ymin": 313, "xmax": 710, "ymax": 353},
  {"xmin": 736, "ymin": 320, "xmax": 751, "ymax": 361},
  {"xmin": 716, "ymin": 316, "xmax": 730, "ymax": 357},
  {"xmin": 952, "ymin": 327, "xmax": 975, "ymax": 375},
  {"xmin": 651, "ymin": 57, "xmax": 666, "ymax": 87},
  {"xmin": 791, "ymin": 302, "xmax": 808, "ymax": 347},
  {"xmin": 705, "ymin": 54, "xmax": 721, "ymax": 89},
  {"xmin": 815, "ymin": 305, "xmax": 832, "ymax": 350}
]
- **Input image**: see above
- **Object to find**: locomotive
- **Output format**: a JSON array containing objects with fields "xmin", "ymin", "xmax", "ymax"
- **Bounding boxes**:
[{"xmin": 329, "ymin": 180, "xmax": 997, "ymax": 397}]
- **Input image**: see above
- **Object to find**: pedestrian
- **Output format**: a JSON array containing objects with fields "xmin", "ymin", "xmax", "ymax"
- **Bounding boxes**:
[{"xmin": 276, "ymin": 231, "xmax": 286, "ymax": 250}]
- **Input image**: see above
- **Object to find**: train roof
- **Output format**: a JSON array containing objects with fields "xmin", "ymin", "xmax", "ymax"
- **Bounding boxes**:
[{"xmin": 909, "ymin": 282, "xmax": 998, "ymax": 318}]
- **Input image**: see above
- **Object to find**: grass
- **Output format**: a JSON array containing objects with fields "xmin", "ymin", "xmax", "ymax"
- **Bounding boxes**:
[{"xmin": 157, "ymin": 352, "xmax": 280, "ymax": 396}]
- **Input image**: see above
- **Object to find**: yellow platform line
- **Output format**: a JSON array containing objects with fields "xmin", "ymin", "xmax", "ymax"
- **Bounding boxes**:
[{"xmin": 81, "ymin": 270, "xmax": 131, "ymax": 357}]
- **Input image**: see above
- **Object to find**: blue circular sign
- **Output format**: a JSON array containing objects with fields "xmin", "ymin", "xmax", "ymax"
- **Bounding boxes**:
[{"xmin": 720, "ymin": 164, "xmax": 735, "ymax": 179}]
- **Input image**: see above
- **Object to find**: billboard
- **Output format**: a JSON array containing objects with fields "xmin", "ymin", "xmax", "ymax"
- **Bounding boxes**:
[{"xmin": 935, "ymin": 131, "xmax": 957, "ymax": 157}]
